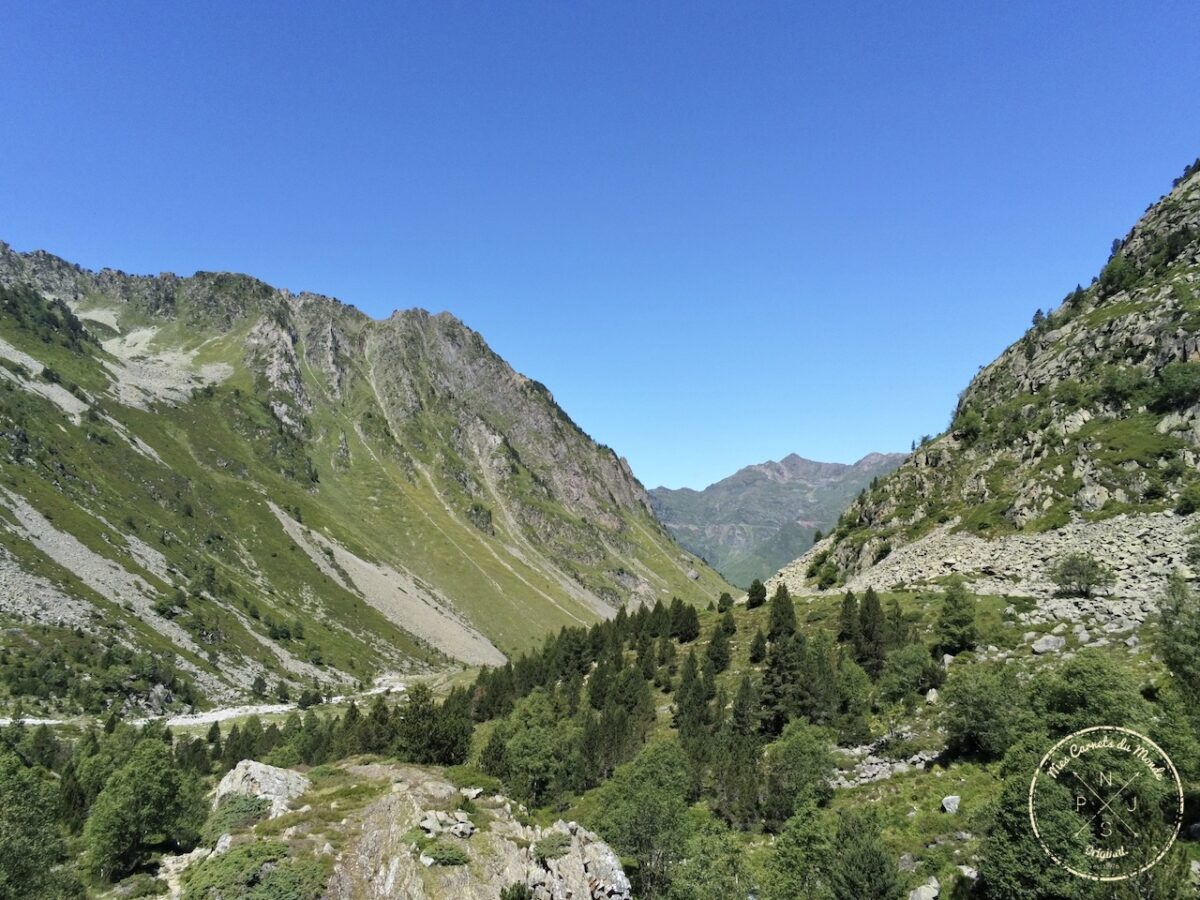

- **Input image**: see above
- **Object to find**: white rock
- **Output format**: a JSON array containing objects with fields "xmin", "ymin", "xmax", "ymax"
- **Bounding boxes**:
[
  {"xmin": 942, "ymin": 795, "xmax": 961, "ymax": 814},
  {"xmin": 1032, "ymin": 634, "xmax": 1066, "ymax": 654},
  {"xmin": 214, "ymin": 760, "xmax": 311, "ymax": 818}
]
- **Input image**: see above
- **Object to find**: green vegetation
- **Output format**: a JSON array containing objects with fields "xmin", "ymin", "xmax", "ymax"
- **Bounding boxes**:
[
  {"xmin": 181, "ymin": 841, "xmax": 330, "ymax": 899},
  {"xmin": 1048, "ymin": 551, "xmax": 1115, "ymax": 597}
]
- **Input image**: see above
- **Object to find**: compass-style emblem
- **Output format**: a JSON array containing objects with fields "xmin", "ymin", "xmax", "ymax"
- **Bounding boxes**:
[{"xmin": 1028, "ymin": 726, "xmax": 1184, "ymax": 881}]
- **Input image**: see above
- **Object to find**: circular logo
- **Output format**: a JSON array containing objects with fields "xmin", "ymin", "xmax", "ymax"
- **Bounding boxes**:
[{"xmin": 1028, "ymin": 726, "xmax": 1184, "ymax": 881}]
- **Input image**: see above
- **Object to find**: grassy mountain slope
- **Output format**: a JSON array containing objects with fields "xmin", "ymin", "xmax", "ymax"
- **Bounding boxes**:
[
  {"xmin": 0, "ymin": 244, "xmax": 728, "ymax": 713},
  {"xmin": 778, "ymin": 159, "xmax": 1200, "ymax": 593},
  {"xmin": 650, "ymin": 452, "xmax": 905, "ymax": 587}
]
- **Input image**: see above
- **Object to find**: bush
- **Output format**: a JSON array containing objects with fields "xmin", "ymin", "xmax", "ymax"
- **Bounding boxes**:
[
  {"xmin": 1176, "ymin": 483, "xmax": 1200, "ymax": 516},
  {"xmin": 424, "ymin": 840, "xmax": 470, "ymax": 866},
  {"xmin": 533, "ymin": 831, "xmax": 572, "ymax": 862},
  {"xmin": 1150, "ymin": 362, "xmax": 1200, "ymax": 413},
  {"xmin": 942, "ymin": 662, "xmax": 1034, "ymax": 759},
  {"xmin": 1048, "ymin": 552, "xmax": 1115, "ymax": 597},
  {"xmin": 181, "ymin": 841, "xmax": 330, "ymax": 899},
  {"xmin": 203, "ymin": 795, "xmax": 270, "ymax": 844}
]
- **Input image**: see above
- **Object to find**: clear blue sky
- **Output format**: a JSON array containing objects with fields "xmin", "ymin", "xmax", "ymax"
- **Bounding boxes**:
[{"xmin": 3, "ymin": 2, "xmax": 1199, "ymax": 489}]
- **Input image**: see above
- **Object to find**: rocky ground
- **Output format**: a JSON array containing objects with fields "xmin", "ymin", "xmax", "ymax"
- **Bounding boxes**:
[
  {"xmin": 773, "ymin": 509, "xmax": 1192, "ymax": 609},
  {"xmin": 164, "ymin": 759, "xmax": 632, "ymax": 900}
]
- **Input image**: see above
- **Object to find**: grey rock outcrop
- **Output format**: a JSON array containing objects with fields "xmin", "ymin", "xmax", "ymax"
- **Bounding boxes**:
[
  {"xmin": 214, "ymin": 759, "xmax": 311, "ymax": 818},
  {"xmin": 324, "ymin": 765, "xmax": 631, "ymax": 900}
]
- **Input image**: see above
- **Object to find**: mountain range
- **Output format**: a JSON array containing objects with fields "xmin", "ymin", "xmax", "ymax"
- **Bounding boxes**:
[
  {"xmin": 650, "ymin": 452, "xmax": 905, "ymax": 587},
  {"xmin": 0, "ymin": 244, "xmax": 727, "ymax": 711}
]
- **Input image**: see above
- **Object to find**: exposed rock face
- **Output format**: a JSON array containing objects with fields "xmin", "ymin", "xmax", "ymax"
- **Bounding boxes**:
[
  {"xmin": 324, "ymin": 765, "xmax": 631, "ymax": 900},
  {"xmin": 772, "ymin": 164, "xmax": 1200, "ymax": 600},
  {"xmin": 214, "ymin": 759, "xmax": 310, "ymax": 818},
  {"xmin": 650, "ymin": 452, "xmax": 904, "ymax": 587}
]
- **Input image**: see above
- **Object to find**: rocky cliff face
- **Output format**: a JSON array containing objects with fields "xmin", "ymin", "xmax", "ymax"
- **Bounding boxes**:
[
  {"xmin": 774, "ymin": 159, "xmax": 1200, "ymax": 599},
  {"xmin": 651, "ymin": 452, "xmax": 904, "ymax": 586},
  {"xmin": 0, "ymin": 244, "xmax": 726, "ymax": 709}
]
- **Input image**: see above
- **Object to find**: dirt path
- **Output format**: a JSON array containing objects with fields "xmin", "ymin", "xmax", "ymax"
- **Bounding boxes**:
[{"xmin": 0, "ymin": 673, "xmax": 410, "ymax": 729}]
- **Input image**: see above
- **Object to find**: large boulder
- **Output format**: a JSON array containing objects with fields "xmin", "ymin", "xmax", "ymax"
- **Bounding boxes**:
[{"xmin": 214, "ymin": 759, "xmax": 311, "ymax": 818}]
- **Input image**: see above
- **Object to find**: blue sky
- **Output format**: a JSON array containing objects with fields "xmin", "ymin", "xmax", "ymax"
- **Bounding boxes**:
[{"xmin": 3, "ymin": 2, "xmax": 1199, "ymax": 489}]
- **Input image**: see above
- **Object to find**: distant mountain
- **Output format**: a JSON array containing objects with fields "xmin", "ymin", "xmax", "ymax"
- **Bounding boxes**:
[
  {"xmin": 649, "ymin": 452, "xmax": 905, "ymax": 587},
  {"xmin": 0, "ymin": 243, "xmax": 727, "ymax": 711}
]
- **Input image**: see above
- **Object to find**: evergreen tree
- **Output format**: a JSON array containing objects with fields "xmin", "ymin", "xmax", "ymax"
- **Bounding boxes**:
[
  {"xmin": 251, "ymin": 674, "xmax": 267, "ymax": 698},
  {"xmin": 935, "ymin": 579, "xmax": 977, "ymax": 654},
  {"xmin": 856, "ymin": 587, "xmax": 887, "ymax": 678},
  {"xmin": 748, "ymin": 627, "xmax": 767, "ymax": 664},
  {"xmin": 674, "ymin": 650, "xmax": 708, "ymax": 764},
  {"xmin": 767, "ymin": 583, "xmax": 796, "ymax": 641},
  {"xmin": 714, "ymin": 675, "xmax": 761, "ymax": 828},
  {"xmin": 834, "ymin": 657, "xmax": 872, "ymax": 744},
  {"xmin": 746, "ymin": 578, "xmax": 767, "ymax": 609},
  {"xmin": 589, "ymin": 657, "xmax": 613, "ymax": 710},
  {"xmin": 704, "ymin": 627, "xmax": 731, "ymax": 674},
  {"xmin": 827, "ymin": 808, "xmax": 900, "ymax": 900},
  {"xmin": 717, "ymin": 591, "xmax": 734, "ymax": 613},
  {"xmin": 796, "ymin": 631, "xmax": 839, "ymax": 727},
  {"xmin": 884, "ymin": 597, "xmax": 908, "ymax": 649},
  {"xmin": 719, "ymin": 608, "xmax": 737, "ymax": 636},
  {"xmin": 837, "ymin": 591, "xmax": 859, "ymax": 646},
  {"xmin": 672, "ymin": 604, "xmax": 701, "ymax": 643},
  {"xmin": 763, "ymin": 802, "xmax": 834, "ymax": 900},
  {"xmin": 0, "ymin": 751, "xmax": 77, "ymax": 897},
  {"xmin": 762, "ymin": 720, "xmax": 835, "ymax": 831},
  {"xmin": 760, "ymin": 635, "xmax": 802, "ymax": 737},
  {"xmin": 1157, "ymin": 573, "xmax": 1200, "ymax": 698}
]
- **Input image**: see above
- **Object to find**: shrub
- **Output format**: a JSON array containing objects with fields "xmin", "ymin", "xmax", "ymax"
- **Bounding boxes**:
[
  {"xmin": 181, "ymin": 841, "xmax": 329, "ymax": 899},
  {"xmin": 1176, "ymin": 483, "xmax": 1200, "ymax": 516},
  {"xmin": 1048, "ymin": 552, "xmax": 1115, "ymax": 597},
  {"xmin": 534, "ymin": 831, "xmax": 572, "ymax": 862},
  {"xmin": 203, "ymin": 795, "xmax": 270, "ymax": 844},
  {"xmin": 942, "ymin": 662, "xmax": 1034, "ymax": 759},
  {"xmin": 1150, "ymin": 362, "xmax": 1200, "ymax": 413},
  {"xmin": 424, "ymin": 840, "xmax": 470, "ymax": 866}
]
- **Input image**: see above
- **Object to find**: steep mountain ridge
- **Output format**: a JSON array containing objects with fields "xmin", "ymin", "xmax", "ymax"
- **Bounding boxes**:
[
  {"xmin": 650, "ymin": 451, "xmax": 904, "ymax": 586},
  {"xmin": 774, "ymin": 159, "xmax": 1200, "ymax": 599},
  {"xmin": 0, "ymin": 243, "xmax": 727, "ymax": 712}
]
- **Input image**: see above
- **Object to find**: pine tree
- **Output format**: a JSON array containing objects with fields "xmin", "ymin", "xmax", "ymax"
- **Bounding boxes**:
[
  {"xmin": 828, "ymin": 809, "xmax": 900, "ymax": 900},
  {"xmin": 749, "ymin": 627, "xmax": 768, "ymax": 663},
  {"xmin": 885, "ymin": 597, "xmax": 907, "ymax": 650},
  {"xmin": 837, "ymin": 591, "xmax": 859, "ymax": 646},
  {"xmin": 935, "ymin": 579, "xmax": 977, "ymax": 654},
  {"xmin": 720, "ymin": 608, "xmax": 737, "ymax": 636},
  {"xmin": 767, "ymin": 583, "xmax": 796, "ymax": 641},
  {"xmin": 717, "ymin": 591, "xmax": 734, "ymax": 613},
  {"xmin": 715, "ymin": 675, "xmax": 762, "ymax": 828},
  {"xmin": 856, "ymin": 587, "xmax": 887, "ymax": 679},
  {"xmin": 760, "ymin": 635, "xmax": 802, "ymax": 736},
  {"xmin": 797, "ymin": 631, "xmax": 839, "ymax": 726},
  {"xmin": 673, "ymin": 604, "xmax": 701, "ymax": 643},
  {"xmin": 746, "ymin": 579, "xmax": 767, "ymax": 609},
  {"xmin": 705, "ymin": 627, "xmax": 731, "ymax": 674}
]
